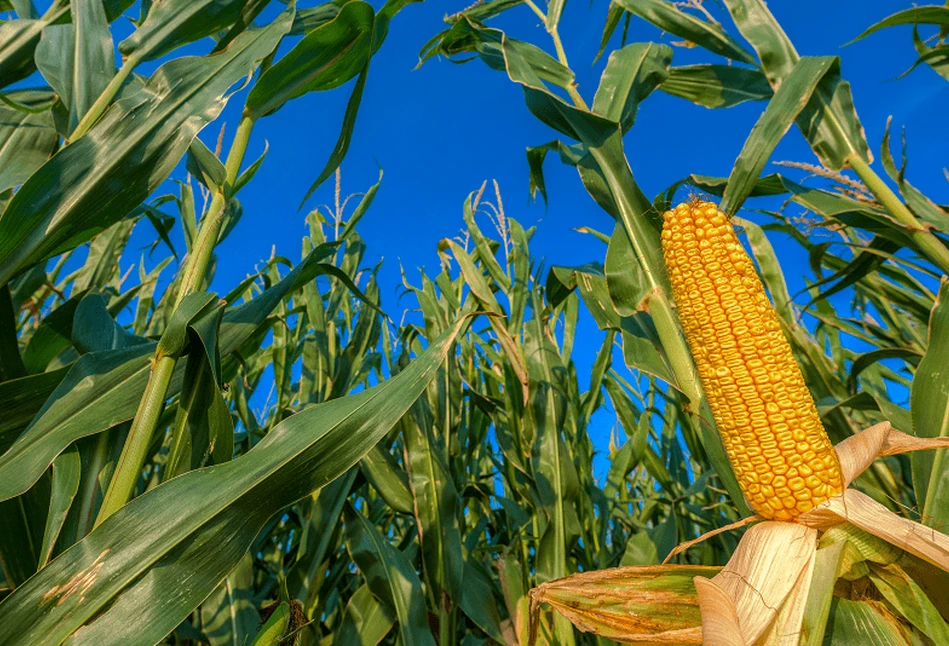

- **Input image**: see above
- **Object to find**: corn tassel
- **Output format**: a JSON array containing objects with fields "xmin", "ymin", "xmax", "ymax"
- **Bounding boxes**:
[{"xmin": 660, "ymin": 200, "xmax": 843, "ymax": 520}]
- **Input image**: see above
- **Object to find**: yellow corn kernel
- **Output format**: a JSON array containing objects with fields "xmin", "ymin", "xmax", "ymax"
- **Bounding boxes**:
[{"xmin": 660, "ymin": 200, "xmax": 843, "ymax": 520}]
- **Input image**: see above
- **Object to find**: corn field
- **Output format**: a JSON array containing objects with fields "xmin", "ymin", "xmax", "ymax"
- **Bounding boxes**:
[{"xmin": 1, "ymin": 0, "xmax": 948, "ymax": 644}]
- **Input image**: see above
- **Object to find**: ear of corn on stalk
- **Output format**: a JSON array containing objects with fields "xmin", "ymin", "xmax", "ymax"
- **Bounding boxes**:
[{"xmin": 660, "ymin": 200, "xmax": 844, "ymax": 520}]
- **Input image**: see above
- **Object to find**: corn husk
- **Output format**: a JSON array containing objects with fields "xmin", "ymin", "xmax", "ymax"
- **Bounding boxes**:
[
  {"xmin": 532, "ymin": 421, "xmax": 949, "ymax": 645},
  {"xmin": 697, "ymin": 522, "xmax": 817, "ymax": 644},
  {"xmin": 529, "ymin": 565, "xmax": 718, "ymax": 644}
]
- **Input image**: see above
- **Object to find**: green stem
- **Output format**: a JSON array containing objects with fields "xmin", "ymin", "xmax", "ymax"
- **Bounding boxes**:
[
  {"xmin": 438, "ymin": 602, "xmax": 451, "ymax": 646},
  {"xmin": 41, "ymin": 0, "xmax": 65, "ymax": 18},
  {"xmin": 847, "ymin": 154, "xmax": 949, "ymax": 276},
  {"xmin": 70, "ymin": 55, "xmax": 141, "ymax": 141},
  {"xmin": 96, "ymin": 115, "xmax": 258, "ymax": 525},
  {"xmin": 549, "ymin": 29, "xmax": 588, "ymax": 110},
  {"xmin": 95, "ymin": 355, "xmax": 176, "ymax": 526},
  {"xmin": 76, "ymin": 429, "xmax": 113, "ymax": 535},
  {"xmin": 522, "ymin": 0, "xmax": 589, "ymax": 110},
  {"xmin": 174, "ymin": 116, "xmax": 255, "ymax": 304},
  {"xmin": 522, "ymin": 0, "xmax": 546, "ymax": 22}
]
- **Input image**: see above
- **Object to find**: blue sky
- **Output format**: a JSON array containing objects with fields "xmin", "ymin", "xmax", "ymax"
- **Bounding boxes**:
[
  {"xmin": 15, "ymin": 1, "xmax": 949, "ymax": 470},
  {"xmin": 206, "ymin": 0, "xmax": 948, "ymax": 321},
  {"xmin": 217, "ymin": 0, "xmax": 947, "ymax": 308}
]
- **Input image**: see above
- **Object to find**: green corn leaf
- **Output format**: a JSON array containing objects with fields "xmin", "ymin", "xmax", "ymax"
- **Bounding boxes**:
[
  {"xmin": 200, "ymin": 552, "xmax": 260, "ymax": 646},
  {"xmin": 289, "ymin": 3, "xmax": 343, "ymax": 36},
  {"xmin": 659, "ymin": 64, "xmax": 773, "ymax": 109},
  {"xmin": 592, "ymin": 41, "xmax": 671, "ymax": 134},
  {"xmin": 186, "ymin": 137, "xmax": 228, "ymax": 192},
  {"xmin": 103, "ymin": 0, "xmax": 136, "ymax": 21},
  {"xmin": 546, "ymin": 0, "xmax": 566, "ymax": 30},
  {"xmin": 911, "ymin": 279, "xmax": 949, "ymax": 528},
  {"xmin": 800, "ymin": 541, "xmax": 846, "ymax": 646},
  {"xmin": 880, "ymin": 119, "xmax": 949, "ymax": 231},
  {"xmin": 867, "ymin": 563, "xmax": 949, "ymax": 644},
  {"xmin": 71, "ymin": 292, "xmax": 151, "ymax": 354},
  {"xmin": 287, "ymin": 470, "xmax": 358, "ymax": 612},
  {"xmin": 721, "ymin": 56, "xmax": 837, "ymax": 215},
  {"xmin": 3, "ymin": 0, "xmax": 36, "ymax": 18},
  {"xmin": 298, "ymin": 62, "xmax": 369, "ymax": 207},
  {"xmin": 37, "ymin": 445, "xmax": 80, "ymax": 568},
  {"xmin": 526, "ymin": 302, "xmax": 581, "ymax": 590},
  {"xmin": 445, "ymin": 0, "xmax": 523, "ymax": 24},
  {"xmin": 0, "ymin": 483, "xmax": 48, "ymax": 587},
  {"xmin": 459, "ymin": 561, "xmax": 507, "ymax": 643},
  {"xmin": 0, "ymin": 10, "xmax": 293, "ymax": 288},
  {"xmin": 360, "ymin": 444, "xmax": 413, "ymax": 515},
  {"xmin": 778, "ymin": 178, "xmax": 918, "ymax": 249},
  {"xmin": 0, "ymin": 89, "xmax": 58, "ymax": 191},
  {"xmin": 72, "ymin": 219, "xmax": 137, "ymax": 294},
  {"xmin": 211, "ymin": 0, "xmax": 274, "ymax": 54},
  {"xmin": 118, "ymin": 0, "xmax": 252, "ymax": 63},
  {"xmin": 403, "ymin": 398, "xmax": 465, "ymax": 604},
  {"xmin": 165, "ymin": 309, "xmax": 234, "ymax": 479},
  {"xmin": 0, "ymin": 368, "xmax": 70, "ymax": 454},
  {"xmin": 0, "ymin": 6, "xmax": 67, "ymax": 90},
  {"xmin": 0, "ymin": 317, "xmax": 469, "ymax": 645},
  {"xmin": 848, "ymin": 6, "xmax": 949, "ymax": 44},
  {"xmin": 246, "ymin": 1, "xmax": 374, "ymax": 119},
  {"xmin": 0, "ymin": 243, "xmax": 339, "ymax": 502},
  {"xmin": 721, "ymin": 0, "xmax": 871, "ymax": 170},
  {"xmin": 824, "ymin": 598, "xmax": 916, "ymax": 645},
  {"xmin": 0, "ymin": 284, "xmax": 26, "ymax": 381},
  {"xmin": 908, "ymin": 27, "xmax": 949, "ymax": 81},
  {"xmin": 334, "ymin": 584, "xmax": 395, "ymax": 646},
  {"xmin": 613, "ymin": 0, "xmax": 756, "ymax": 64},
  {"xmin": 344, "ymin": 503, "xmax": 438, "ymax": 646},
  {"xmin": 34, "ymin": 0, "xmax": 114, "ymax": 133}
]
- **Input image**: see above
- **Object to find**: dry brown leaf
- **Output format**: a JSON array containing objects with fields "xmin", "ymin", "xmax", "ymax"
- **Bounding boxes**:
[
  {"xmin": 799, "ymin": 489, "xmax": 949, "ymax": 570},
  {"xmin": 663, "ymin": 515, "xmax": 761, "ymax": 565},
  {"xmin": 833, "ymin": 421, "xmax": 949, "ymax": 486},
  {"xmin": 833, "ymin": 421, "xmax": 892, "ymax": 486},
  {"xmin": 878, "ymin": 428, "xmax": 949, "ymax": 456},
  {"xmin": 693, "ymin": 577, "xmax": 743, "ymax": 646},
  {"xmin": 753, "ymin": 544, "xmax": 816, "ymax": 646},
  {"xmin": 710, "ymin": 522, "xmax": 817, "ymax": 644}
]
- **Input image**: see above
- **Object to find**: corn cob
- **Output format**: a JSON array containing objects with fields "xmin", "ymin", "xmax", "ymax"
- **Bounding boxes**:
[{"xmin": 660, "ymin": 200, "xmax": 843, "ymax": 520}]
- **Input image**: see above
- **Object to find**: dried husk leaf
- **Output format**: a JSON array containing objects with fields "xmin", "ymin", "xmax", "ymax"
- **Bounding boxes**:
[
  {"xmin": 833, "ymin": 421, "xmax": 949, "ymax": 487},
  {"xmin": 664, "ymin": 515, "xmax": 761, "ymax": 565},
  {"xmin": 754, "ymin": 543, "xmax": 816, "ymax": 645},
  {"xmin": 708, "ymin": 522, "xmax": 818, "ymax": 644},
  {"xmin": 529, "ymin": 565, "xmax": 717, "ymax": 644},
  {"xmin": 834, "ymin": 421, "xmax": 892, "ymax": 486},
  {"xmin": 799, "ymin": 489, "xmax": 949, "ymax": 571},
  {"xmin": 692, "ymin": 577, "xmax": 743, "ymax": 646}
]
